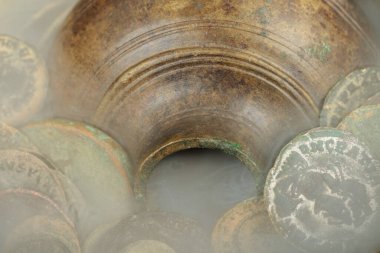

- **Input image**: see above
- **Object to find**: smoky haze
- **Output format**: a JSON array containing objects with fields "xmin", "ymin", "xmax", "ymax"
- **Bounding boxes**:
[{"xmin": 0, "ymin": 0, "xmax": 380, "ymax": 253}]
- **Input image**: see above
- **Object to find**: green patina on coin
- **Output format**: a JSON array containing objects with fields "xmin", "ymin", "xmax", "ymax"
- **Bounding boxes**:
[
  {"xmin": 22, "ymin": 119, "xmax": 135, "ymax": 234},
  {"xmin": 0, "ymin": 149, "xmax": 68, "ymax": 214},
  {"xmin": 0, "ymin": 122, "xmax": 38, "ymax": 151},
  {"xmin": 363, "ymin": 92, "xmax": 380, "ymax": 106},
  {"xmin": 212, "ymin": 198, "xmax": 303, "ymax": 253},
  {"xmin": 0, "ymin": 35, "xmax": 48, "ymax": 125},
  {"xmin": 265, "ymin": 128, "xmax": 380, "ymax": 253},
  {"xmin": 0, "ymin": 189, "xmax": 72, "ymax": 248},
  {"xmin": 4, "ymin": 215, "xmax": 81, "ymax": 253},
  {"xmin": 85, "ymin": 212, "xmax": 210, "ymax": 253},
  {"xmin": 320, "ymin": 67, "xmax": 380, "ymax": 127},
  {"xmin": 339, "ymin": 104, "xmax": 380, "ymax": 163}
]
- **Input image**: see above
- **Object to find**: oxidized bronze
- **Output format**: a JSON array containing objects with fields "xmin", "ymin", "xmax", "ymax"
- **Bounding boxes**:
[
  {"xmin": 21, "ymin": 119, "xmax": 135, "ymax": 235},
  {"xmin": 83, "ymin": 211, "xmax": 210, "ymax": 253},
  {"xmin": 49, "ymin": 0, "xmax": 380, "ymax": 196},
  {"xmin": 0, "ymin": 149, "xmax": 68, "ymax": 213},
  {"xmin": 0, "ymin": 122, "xmax": 37, "ymax": 151},
  {"xmin": 265, "ymin": 127, "xmax": 380, "ymax": 253},
  {"xmin": 0, "ymin": 189, "xmax": 73, "ymax": 247},
  {"xmin": 0, "ymin": 35, "xmax": 48, "ymax": 125},
  {"xmin": 339, "ymin": 104, "xmax": 380, "ymax": 162},
  {"xmin": 320, "ymin": 67, "xmax": 380, "ymax": 127},
  {"xmin": 211, "ymin": 198, "xmax": 303, "ymax": 253},
  {"xmin": 4, "ymin": 215, "xmax": 81, "ymax": 253}
]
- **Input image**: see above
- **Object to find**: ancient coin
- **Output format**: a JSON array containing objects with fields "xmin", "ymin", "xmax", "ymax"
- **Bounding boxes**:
[
  {"xmin": 265, "ymin": 128, "xmax": 380, "ymax": 253},
  {"xmin": 363, "ymin": 92, "xmax": 380, "ymax": 106},
  {"xmin": 320, "ymin": 67, "xmax": 380, "ymax": 127},
  {"xmin": 0, "ymin": 189, "xmax": 72, "ymax": 247},
  {"xmin": 0, "ymin": 149, "xmax": 68, "ymax": 213},
  {"xmin": 0, "ymin": 122, "xmax": 37, "ymax": 151},
  {"xmin": 22, "ymin": 119, "xmax": 135, "ymax": 233},
  {"xmin": 339, "ymin": 104, "xmax": 380, "ymax": 162},
  {"xmin": 0, "ymin": 35, "xmax": 48, "ymax": 125},
  {"xmin": 122, "ymin": 240, "xmax": 177, "ymax": 253},
  {"xmin": 4, "ymin": 215, "xmax": 81, "ymax": 253},
  {"xmin": 84, "ymin": 212, "xmax": 210, "ymax": 253},
  {"xmin": 212, "ymin": 198, "xmax": 303, "ymax": 253}
]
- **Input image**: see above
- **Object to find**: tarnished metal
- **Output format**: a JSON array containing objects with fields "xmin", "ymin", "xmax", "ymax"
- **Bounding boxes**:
[
  {"xmin": 320, "ymin": 67, "xmax": 380, "ymax": 127},
  {"xmin": 49, "ymin": 0, "xmax": 380, "ymax": 196},
  {"xmin": 0, "ymin": 35, "xmax": 48, "ymax": 125},
  {"xmin": 0, "ymin": 122, "xmax": 37, "ymax": 151},
  {"xmin": 0, "ymin": 149, "xmax": 68, "ymax": 213},
  {"xmin": 339, "ymin": 104, "xmax": 380, "ymax": 162},
  {"xmin": 265, "ymin": 128, "xmax": 380, "ymax": 253},
  {"xmin": 83, "ymin": 212, "xmax": 210, "ymax": 253},
  {"xmin": 212, "ymin": 198, "xmax": 303, "ymax": 253},
  {"xmin": 4, "ymin": 215, "xmax": 81, "ymax": 253},
  {"xmin": 0, "ymin": 189, "xmax": 73, "ymax": 247},
  {"xmin": 21, "ymin": 119, "xmax": 135, "ymax": 236}
]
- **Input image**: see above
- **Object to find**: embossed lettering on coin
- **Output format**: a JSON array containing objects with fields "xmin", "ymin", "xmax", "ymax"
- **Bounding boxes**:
[
  {"xmin": 0, "ymin": 35, "xmax": 48, "ymax": 125},
  {"xmin": 265, "ymin": 128, "xmax": 380, "ymax": 253}
]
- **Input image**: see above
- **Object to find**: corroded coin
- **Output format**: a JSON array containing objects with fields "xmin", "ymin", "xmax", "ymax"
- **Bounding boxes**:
[
  {"xmin": 0, "ymin": 35, "xmax": 48, "ymax": 125},
  {"xmin": 84, "ymin": 212, "xmax": 210, "ymax": 253},
  {"xmin": 4, "ymin": 215, "xmax": 81, "ymax": 253},
  {"xmin": 123, "ymin": 240, "xmax": 177, "ymax": 253},
  {"xmin": 0, "ymin": 122, "xmax": 37, "ymax": 151},
  {"xmin": 0, "ymin": 149, "xmax": 68, "ymax": 212},
  {"xmin": 0, "ymin": 189, "xmax": 72, "ymax": 247},
  {"xmin": 320, "ymin": 67, "xmax": 380, "ymax": 127},
  {"xmin": 339, "ymin": 104, "xmax": 380, "ymax": 162},
  {"xmin": 265, "ymin": 128, "xmax": 380, "ymax": 253},
  {"xmin": 364, "ymin": 92, "xmax": 380, "ymax": 106},
  {"xmin": 22, "ymin": 119, "xmax": 135, "ymax": 234},
  {"xmin": 211, "ymin": 198, "xmax": 303, "ymax": 253}
]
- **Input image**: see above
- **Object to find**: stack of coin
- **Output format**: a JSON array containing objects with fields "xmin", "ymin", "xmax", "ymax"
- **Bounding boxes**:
[
  {"xmin": 21, "ymin": 119, "xmax": 136, "ymax": 237},
  {"xmin": 3, "ymin": 215, "xmax": 81, "ymax": 253},
  {"xmin": 265, "ymin": 128, "xmax": 380, "ymax": 253},
  {"xmin": 83, "ymin": 211, "xmax": 210, "ymax": 253}
]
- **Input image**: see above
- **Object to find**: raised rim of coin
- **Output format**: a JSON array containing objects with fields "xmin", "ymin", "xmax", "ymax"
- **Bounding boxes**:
[
  {"xmin": 0, "ymin": 149, "xmax": 69, "ymax": 213},
  {"xmin": 211, "ymin": 197, "xmax": 302, "ymax": 253},
  {"xmin": 122, "ymin": 240, "xmax": 177, "ymax": 253},
  {"xmin": 22, "ymin": 119, "xmax": 135, "ymax": 231},
  {"xmin": 0, "ymin": 122, "xmax": 38, "ymax": 151},
  {"xmin": 0, "ymin": 188, "xmax": 74, "ymax": 247},
  {"xmin": 4, "ymin": 215, "xmax": 81, "ymax": 253},
  {"xmin": 320, "ymin": 67, "xmax": 380, "ymax": 127},
  {"xmin": 265, "ymin": 127, "xmax": 380, "ymax": 253},
  {"xmin": 0, "ymin": 35, "xmax": 48, "ymax": 125}
]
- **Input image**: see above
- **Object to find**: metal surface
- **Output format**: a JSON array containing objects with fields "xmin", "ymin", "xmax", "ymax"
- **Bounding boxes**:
[
  {"xmin": 320, "ymin": 67, "xmax": 380, "ymax": 127},
  {"xmin": 0, "ymin": 35, "xmax": 48, "ymax": 125},
  {"xmin": 265, "ymin": 128, "xmax": 380, "ymax": 253},
  {"xmin": 22, "ymin": 119, "xmax": 135, "ymax": 236},
  {"xmin": 212, "ymin": 198, "xmax": 302, "ymax": 253},
  {"xmin": 4, "ymin": 215, "xmax": 81, "ymax": 253}
]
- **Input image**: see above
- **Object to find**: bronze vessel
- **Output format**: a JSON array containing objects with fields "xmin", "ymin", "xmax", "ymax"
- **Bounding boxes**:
[{"xmin": 49, "ymin": 0, "xmax": 379, "ymax": 196}]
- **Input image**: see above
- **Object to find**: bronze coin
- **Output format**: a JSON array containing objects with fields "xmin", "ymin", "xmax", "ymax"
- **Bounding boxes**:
[
  {"xmin": 122, "ymin": 240, "xmax": 177, "ymax": 253},
  {"xmin": 84, "ymin": 212, "xmax": 210, "ymax": 253},
  {"xmin": 265, "ymin": 127, "xmax": 380, "ymax": 253},
  {"xmin": 212, "ymin": 198, "xmax": 303, "ymax": 253},
  {"xmin": 0, "ymin": 189, "xmax": 72, "ymax": 247},
  {"xmin": 339, "ymin": 104, "xmax": 380, "ymax": 162},
  {"xmin": 4, "ymin": 215, "xmax": 81, "ymax": 253},
  {"xmin": 0, "ymin": 122, "xmax": 37, "ymax": 151},
  {"xmin": 320, "ymin": 67, "xmax": 380, "ymax": 127},
  {"xmin": 0, "ymin": 149, "xmax": 68, "ymax": 213},
  {"xmin": 0, "ymin": 35, "xmax": 48, "ymax": 125},
  {"xmin": 22, "ymin": 119, "xmax": 135, "ymax": 233}
]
